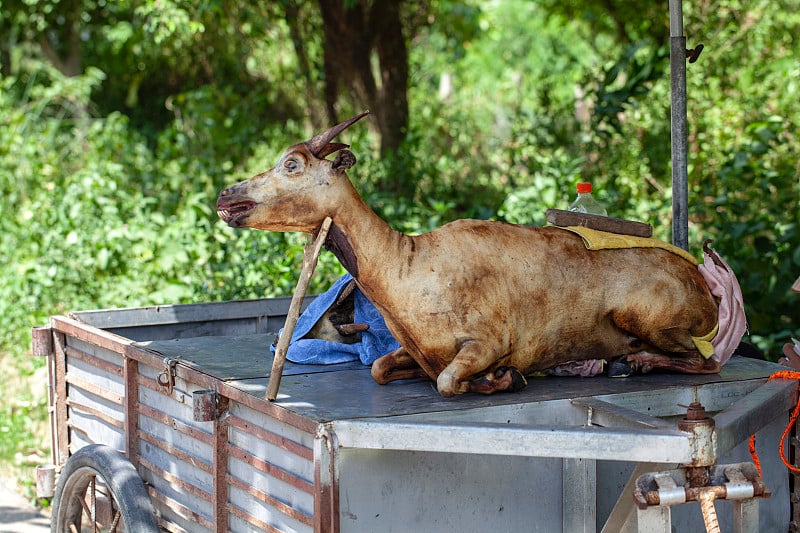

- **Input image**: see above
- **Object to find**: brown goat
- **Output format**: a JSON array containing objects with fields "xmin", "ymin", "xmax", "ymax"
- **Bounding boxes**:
[{"xmin": 217, "ymin": 112, "xmax": 721, "ymax": 396}]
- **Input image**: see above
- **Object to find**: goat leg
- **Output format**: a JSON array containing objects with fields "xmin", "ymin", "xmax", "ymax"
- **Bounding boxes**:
[
  {"xmin": 467, "ymin": 366, "xmax": 528, "ymax": 395},
  {"xmin": 335, "ymin": 323, "xmax": 370, "ymax": 336},
  {"xmin": 623, "ymin": 350, "xmax": 721, "ymax": 374},
  {"xmin": 436, "ymin": 340, "xmax": 520, "ymax": 397},
  {"xmin": 372, "ymin": 347, "xmax": 431, "ymax": 384}
]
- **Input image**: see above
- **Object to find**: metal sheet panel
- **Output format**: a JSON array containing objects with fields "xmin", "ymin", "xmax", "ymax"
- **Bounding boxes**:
[
  {"xmin": 136, "ymin": 364, "xmax": 216, "ymax": 530},
  {"xmin": 338, "ymin": 448, "xmax": 563, "ymax": 532},
  {"xmin": 226, "ymin": 401, "xmax": 315, "ymax": 531},
  {"xmin": 64, "ymin": 333, "xmax": 126, "ymax": 452}
]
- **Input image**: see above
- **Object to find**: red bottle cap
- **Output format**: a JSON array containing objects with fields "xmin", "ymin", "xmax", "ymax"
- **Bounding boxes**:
[{"xmin": 576, "ymin": 182, "xmax": 593, "ymax": 194}]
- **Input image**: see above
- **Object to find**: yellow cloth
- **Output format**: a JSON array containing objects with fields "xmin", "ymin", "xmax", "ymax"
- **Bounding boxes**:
[
  {"xmin": 562, "ymin": 225, "xmax": 716, "ymax": 358},
  {"xmin": 563, "ymin": 225, "xmax": 698, "ymax": 265},
  {"xmin": 692, "ymin": 323, "xmax": 718, "ymax": 359}
]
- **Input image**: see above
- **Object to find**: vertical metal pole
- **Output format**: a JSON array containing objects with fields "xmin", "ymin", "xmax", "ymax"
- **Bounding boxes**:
[
  {"xmin": 670, "ymin": 0, "xmax": 689, "ymax": 250},
  {"xmin": 563, "ymin": 458, "xmax": 597, "ymax": 533}
]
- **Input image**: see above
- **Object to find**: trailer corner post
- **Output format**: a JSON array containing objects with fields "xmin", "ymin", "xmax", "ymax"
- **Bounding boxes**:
[
  {"xmin": 670, "ymin": 0, "xmax": 689, "ymax": 251},
  {"xmin": 314, "ymin": 425, "xmax": 340, "ymax": 533}
]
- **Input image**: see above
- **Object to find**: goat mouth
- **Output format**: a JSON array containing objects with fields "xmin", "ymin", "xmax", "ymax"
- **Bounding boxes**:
[{"xmin": 217, "ymin": 200, "xmax": 256, "ymax": 226}]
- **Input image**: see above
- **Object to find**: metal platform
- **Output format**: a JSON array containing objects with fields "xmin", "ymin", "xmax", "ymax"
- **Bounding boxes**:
[
  {"xmin": 136, "ymin": 332, "xmax": 795, "ymax": 531},
  {"xmin": 41, "ymin": 299, "xmax": 795, "ymax": 532}
]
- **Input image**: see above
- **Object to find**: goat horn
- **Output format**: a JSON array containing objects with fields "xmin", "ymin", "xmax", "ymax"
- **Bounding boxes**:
[{"xmin": 306, "ymin": 110, "xmax": 370, "ymax": 157}]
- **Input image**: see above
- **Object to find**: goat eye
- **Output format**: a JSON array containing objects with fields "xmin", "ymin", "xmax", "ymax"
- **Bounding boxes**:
[{"xmin": 284, "ymin": 159, "xmax": 298, "ymax": 170}]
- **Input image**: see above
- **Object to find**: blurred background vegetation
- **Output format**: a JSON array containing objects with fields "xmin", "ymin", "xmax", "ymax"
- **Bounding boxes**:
[{"xmin": 0, "ymin": 0, "xmax": 798, "ymax": 490}]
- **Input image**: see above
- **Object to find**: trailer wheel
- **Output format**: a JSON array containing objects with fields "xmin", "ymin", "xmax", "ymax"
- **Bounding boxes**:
[{"xmin": 51, "ymin": 444, "xmax": 159, "ymax": 533}]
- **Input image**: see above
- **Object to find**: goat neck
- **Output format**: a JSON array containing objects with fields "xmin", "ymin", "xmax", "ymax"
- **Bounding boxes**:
[{"xmin": 321, "ymin": 181, "xmax": 408, "ymax": 285}]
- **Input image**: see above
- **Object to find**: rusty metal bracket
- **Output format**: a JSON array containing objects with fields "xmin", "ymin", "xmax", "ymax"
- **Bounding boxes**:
[
  {"xmin": 634, "ymin": 462, "xmax": 770, "ymax": 509},
  {"xmin": 31, "ymin": 325, "xmax": 54, "ymax": 357},
  {"xmin": 634, "ymin": 463, "xmax": 770, "ymax": 532},
  {"xmin": 192, "ymin": 390, "xmax": 229, "ymax": 422},
  {"xmin": 156, "ymin": 357, "xmax": 178, "ymax": 393},
  {"xmin": 686, "ymin": 43, "xmax": 704, "ymax": 63}
]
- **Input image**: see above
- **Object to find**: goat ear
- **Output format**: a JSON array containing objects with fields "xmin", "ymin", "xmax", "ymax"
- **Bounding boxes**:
[{"xmin": 332, "ymin": 149, "xmax": 356, "ymax": 172}]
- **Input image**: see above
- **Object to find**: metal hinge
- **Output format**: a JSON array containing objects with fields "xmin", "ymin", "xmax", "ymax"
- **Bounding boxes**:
[{"xmin": 156, "ymin": 357, "xmax": 178, "ymax": 394}]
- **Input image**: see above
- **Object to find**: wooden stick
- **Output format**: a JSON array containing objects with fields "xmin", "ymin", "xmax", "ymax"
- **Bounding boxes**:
[
  {"xmin": 266, "ymin": 217, "xmax": 333, "ymax": 401},
  {"xmin": 546, "ymin": 209, "xmax": 653, "ymax": 238}
]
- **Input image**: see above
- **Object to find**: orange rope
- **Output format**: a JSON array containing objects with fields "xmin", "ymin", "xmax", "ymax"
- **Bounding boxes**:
[{"xmin": 749, "ymin": 370, "xmax": 800, "ymax": 477}]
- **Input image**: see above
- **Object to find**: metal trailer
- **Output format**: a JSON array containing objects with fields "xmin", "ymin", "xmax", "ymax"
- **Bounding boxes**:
[{"xmin": 32, "ymin": 297, "xmax": 797, "ymax": 532}]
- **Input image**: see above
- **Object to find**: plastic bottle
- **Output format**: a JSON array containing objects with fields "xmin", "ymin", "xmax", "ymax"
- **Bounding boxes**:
[{"xmin": 568, "ymin": 182, "xmax": 607, "ymax": 216}]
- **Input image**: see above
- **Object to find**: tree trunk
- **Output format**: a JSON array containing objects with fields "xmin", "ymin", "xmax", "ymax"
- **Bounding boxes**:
[
  {"xmin": 317, "ymin": 0, "xmax": 409, "ymax": 155},
  {"xmin": 38, "ymin": 13, "xmax": 82, "ymax": 78},
  {"xmin": 370, "ymin": 0, "xmax": 409, "ymax": 155}
]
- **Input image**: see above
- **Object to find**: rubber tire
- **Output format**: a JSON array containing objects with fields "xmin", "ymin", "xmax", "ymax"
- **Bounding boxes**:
[{"xmin": 51, "ymin": 444, "xmax": 160, "ymax": 533}]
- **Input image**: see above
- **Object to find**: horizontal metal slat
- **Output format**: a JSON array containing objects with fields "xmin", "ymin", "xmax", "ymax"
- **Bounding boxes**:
[
  {"xmin": 329, "ymin": 419, "xmax": 695, "ymax": 463},
  {"xmin": 227, "ymin": 475, "xmax": 313, "ymax": 527}
]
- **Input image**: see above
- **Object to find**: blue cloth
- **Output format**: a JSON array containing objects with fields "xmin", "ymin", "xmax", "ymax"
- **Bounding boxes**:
[{"xmin": 272, "ymin": 274, "xmax": 401, "ymax": 365}]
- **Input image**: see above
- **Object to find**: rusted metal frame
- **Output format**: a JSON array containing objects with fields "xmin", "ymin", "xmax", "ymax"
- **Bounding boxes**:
[
  {"xmin": 65, "ymin": 372, "xmax": 123, "ymax": 407},
  {"xmin": 37, "ymin": 326, "xmax": 60, "ymax": 466},
  {"xmin": 48, "ymin": 349, "xmax": 58, "ymax": 465},
  {"xmin": 137, "ymin": 403, "xmax": 214, "ymax": 446},
  {"xmin": 314, "ymin": 426, "xmax": 340, "ymax": 533},
  {"xmin": 65, "ymin": 398, "xmax": 124, "ymax": 429},
  {"xmin": 212, "ymin": 397, "xmax": 229, "ymax": 532},
  {"xmin": 139, "ymin": 455, "xmax": 212, "ymax": 502},
  {"xmin": 64, "ymin": 344, "xmax": 123, "ymax": 376},
  {"xmin": 227, "ymin": 441, "xmax": 314, "ymax": 493},
  {"xmin": 51, "ymin": 314, "xmax": 131, "ymax": 354},
  {"xmin": 228, "ymin": 413, "xmax": 314, "ymax": 462},
  {"xmin": 125, "ymin": 343, "xmax": 319, "ymax": 435},
  {"xmin": 65, "ymin": 374, "xmax": 124, "ymax": 405},
  {"xmin": 52, "ymin": 330, "xmax": 70, "ymax": 466},
  {"xmin": 124, "ymin": 357, "xmax": 140, "ymax": 467},
  {"xmin": 638, "ymin": 477, "xmax": 769, "ymax": 506},
  {"xmin": 633, "ymin": 462, "xmax": 768, "ymax": 533},
  {"xmin": 33, "ymin": 325, "xmax": 58, "ymax": 498},
  {"xmin": 156, "ymin": 517, "xmax": 190, "ymax": 533},
  {"xmin": 227, "ymin": 475, "xmax": 314, "ymax": 527},
  {"xmin": 31, "ymin": 325, "xmax": 54, "ymax": 356},
  {"xmin": 137, "ymin": 431, "xmax": 213, "ymax": 474},
  {"xmin": 65, "ymin": 424, "xmax": 96, "ymax": 452},
  {"xmin": 31, "ymin": 324, "xmax": 56, "ymax": 463},
  {"xmin": 227, "ymin": 504, "xmax": 285, "ymax": 533},
  {"xmin": 146, "ymin": 485, "xmax": 216, "ymax": 531}
]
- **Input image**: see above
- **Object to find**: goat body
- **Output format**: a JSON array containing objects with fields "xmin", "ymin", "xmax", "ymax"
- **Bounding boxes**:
[{"xmin": 217, "ymin": 112, "xmax": 720, "ymax": 396}]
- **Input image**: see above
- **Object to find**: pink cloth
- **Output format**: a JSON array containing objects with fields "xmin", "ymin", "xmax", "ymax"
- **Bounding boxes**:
[
  {"xmin": 548, "ymin": 359, "xmax": 605, "ymax": 377},
  {"xmin": 697, "ymin": 244, "xmax": 748, "ymax": 365}
]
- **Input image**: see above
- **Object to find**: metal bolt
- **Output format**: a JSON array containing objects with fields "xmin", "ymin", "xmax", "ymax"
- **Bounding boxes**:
[{"xmin": 684, "ymin": 401, "xmax": 708, "ymax": 421}]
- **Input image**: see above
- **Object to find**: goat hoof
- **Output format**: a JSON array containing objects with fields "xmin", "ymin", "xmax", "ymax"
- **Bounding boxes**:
[
  {"xmin": 436, "ymin": 371, "xmax": 459, "ymax": 397},
  {"xmin": 495, "ymin": 366, "xmax": 527, "ymax": 392},
  {"xmin": 466, "ymin": 366, "xmax": 527, "ymax": 394},
  {"xmin": 608, "ymin": 359, "xmax": 634, "ymax": 378}
]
